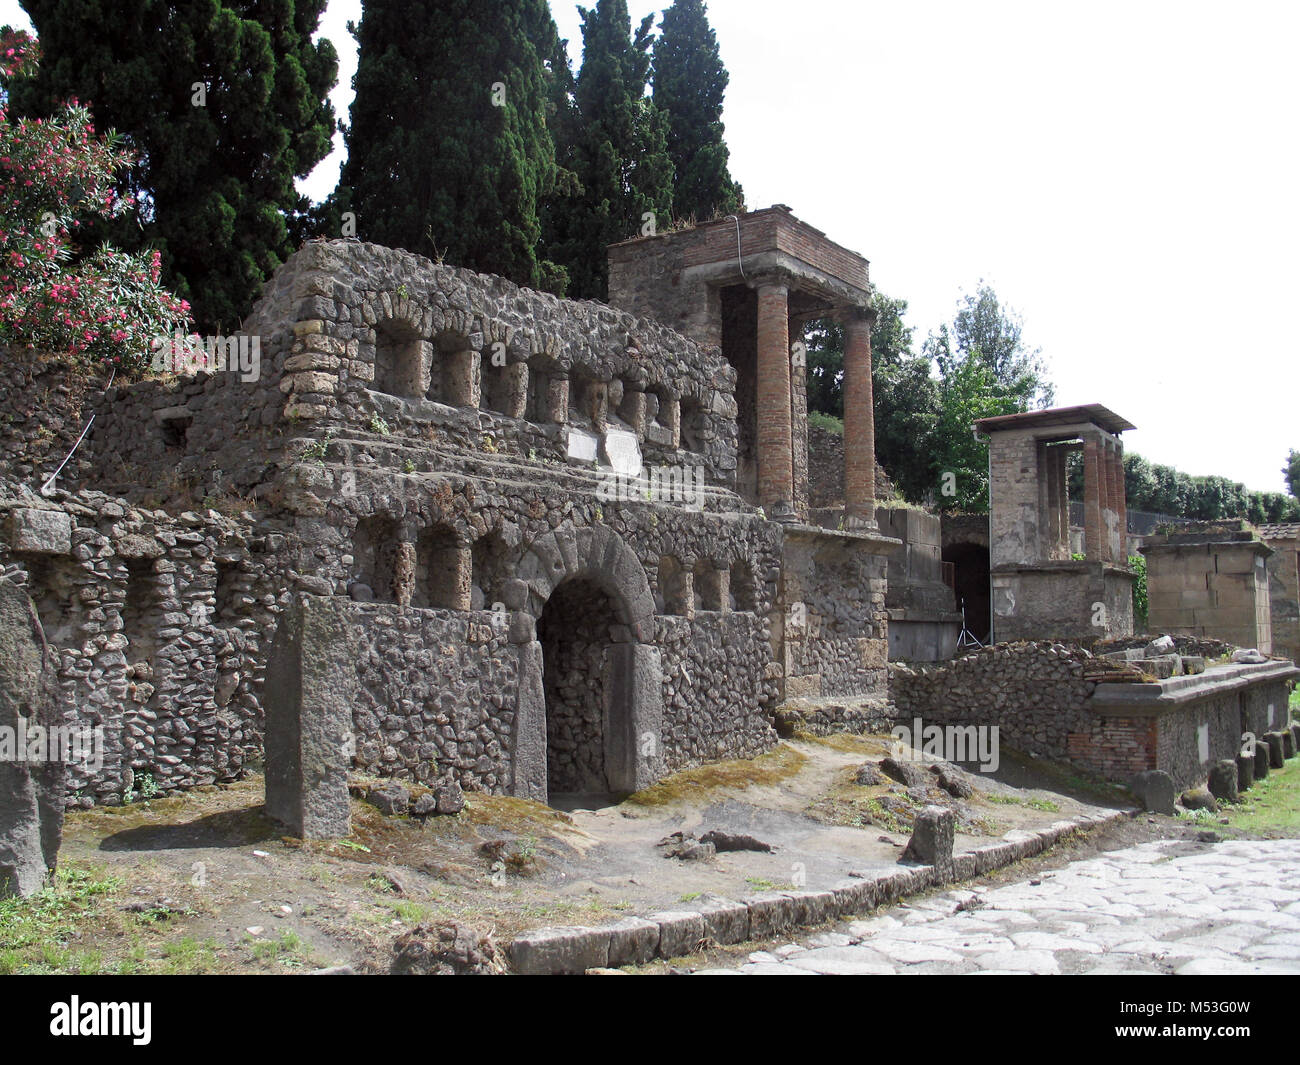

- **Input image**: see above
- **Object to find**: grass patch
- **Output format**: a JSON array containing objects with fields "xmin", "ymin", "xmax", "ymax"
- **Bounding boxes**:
[
  {"xmin": 1026, "ymin": 798, "xmax": 1060, "ymax": 812},
  {"xmin": 624, "ymin": 744, "xmax": 808, "ymax": 808},
  {"xmin": 799, "ymin": 732, "xmax": 893, "ymax": 756},
  {"xmin": 0, "ymin": 863, "xmax": 123, "ymax": 973},
  {"xmin": 1220, "ymin": 757, "xmax": 1300, "ymax": 837}
]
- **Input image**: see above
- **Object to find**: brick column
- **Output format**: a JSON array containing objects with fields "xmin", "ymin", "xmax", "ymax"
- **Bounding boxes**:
[
  {"xmin": 1083, "ymin": 434, "xmax": 1104, "ymax": 561},
  {"xmin": 842, "ymin": 305, "xmax": 879, "ymax": 529},
  {"xmin": 756, "ymin": 278, "xmax": 795, "ymax": 521}
]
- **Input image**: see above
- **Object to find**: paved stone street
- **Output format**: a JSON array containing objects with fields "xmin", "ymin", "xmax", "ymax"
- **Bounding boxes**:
[{"xmin": 703, "ymin": 838, "xmax": 1300, "ymax": 975}]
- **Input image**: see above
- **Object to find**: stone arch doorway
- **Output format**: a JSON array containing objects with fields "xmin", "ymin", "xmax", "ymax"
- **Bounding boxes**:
[{"xmin": 509, "ymin": 525, "xmax": 663, "ymax": 806}]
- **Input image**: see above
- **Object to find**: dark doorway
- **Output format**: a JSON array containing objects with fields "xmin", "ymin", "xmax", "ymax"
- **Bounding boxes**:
[
  {"xmin": 537, "ymin": 578, "xmax": 622, "ymax": 806},
  {"xmin": 945, "ymin": 542, "xmax": 991, "ymax": 643}
]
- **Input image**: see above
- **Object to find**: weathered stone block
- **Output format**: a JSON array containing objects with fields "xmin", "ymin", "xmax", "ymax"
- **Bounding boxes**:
[
  {"xmin": 1254, "ymin": 742, "xmax": 1271, "ymax": 780},
  {"xmin": 603, "ymin": 917, "xmax": 659, "ymax": 967},
  {"xmin": 9, "ymin": 509, "xmax": 72, "ymax": 555},
  {"xmin": 744, "ymin": 892, "xmax": 795, "ymax": 939},
  {"xmin": 510, "ymin": 925, "xmax": 609, "ymax": 974},
  {"xmin": 1207, "ymin": 759, "xmax": 1239, "ymax": 804},
  {"xmin": 1236, "ymin": 751, "xmax": 1255, "ymax": 792},
  {"xmin": 1266, "ymin": 731, "xmax": 1286, "ymax": 769},
  {"xmin": 696, "ymin": 895, "xmax": 749, "ymax": 945},
  {"xmin": 0, "ymin": 578, "xmax": 65, "ymax": 898},
  {"xmin": 1127, "ymin": 770, "xmax": 1177, "ymax": 815},
  {"xmin": 646, "ymin": 910, "xmax": 705, "ymax": 959},
  {"xmin": 901, "ymin": 805, "xmax": 955, "ymax": 880},
  {"xmin": 263, "ymin": 595, "xmax": 356, "ymax": 840}
]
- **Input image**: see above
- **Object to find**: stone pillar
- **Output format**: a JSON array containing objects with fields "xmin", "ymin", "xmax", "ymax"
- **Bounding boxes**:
[
  {"xmin": 1045, "ymin": 443, "xmax": 1063, "ymax": 559},
  {"xmin": 755, "ymin": 278, "xmax": 795, "ymax": 521},
  {"xmin": 451, "ymin": 544, "xmax": 473, "ymax": 611},
  {"xmin": 264, "ymin": 595, "xmax": 354, "ymax": 840},
  {"xmin": 504, "ymin": 362, "xmax": 529, "ymax": 419},
  {"xmin": 1058, "ymin": 446, "xmax": 1071, "ymax": 556},
  {"xmin": 1112, "ymin": 443, "xmax": 1128, "ymax": 563},
  {"xmin": 546, "ymin": 375, "xmax": 568, "ymax": 425},
  {"xmin": 716, "ymin": 566, "xmax": 731, "ymax": 615},
  {"xmin": 842, "ymin": 306, "xmax": 879, "ymax": 529},
  {"xmin": 1083, "ymin": 434, "xmax": 1104, "ymax": 561}
]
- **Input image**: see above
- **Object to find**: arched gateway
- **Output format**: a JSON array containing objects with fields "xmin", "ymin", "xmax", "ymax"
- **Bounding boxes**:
[{"xmin": 509, "ymin": 525, "xmax": 663, "ymax": 804}]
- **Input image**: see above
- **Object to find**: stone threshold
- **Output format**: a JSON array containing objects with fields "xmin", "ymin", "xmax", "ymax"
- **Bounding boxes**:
[{"xmin": 507, "ymin": 808, "xmax": 1130, "ymax": 974}]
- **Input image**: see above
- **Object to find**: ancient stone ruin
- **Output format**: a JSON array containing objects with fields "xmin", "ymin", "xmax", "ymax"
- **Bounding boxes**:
[{"xmin": 0, "ymin": 205, "xmax": 1294, "ymax": 848}]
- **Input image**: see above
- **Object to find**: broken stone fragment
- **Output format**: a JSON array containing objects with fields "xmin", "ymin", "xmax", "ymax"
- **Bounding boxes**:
[
  {"xmin": 391, "ymin": 921, "xmax": 503, "ymax": 975},
  {"xmin": 434, "ymin": 780, "xmax": 464, "ymax": 815},
  {"xmin": 879, "ymin": 756, "xmax": 929, "ymax": 788},
  {"xmin": 698, "ymin": 829, "xmax": 774, "ymax": 853},
  {"xmin": 367, "ymin": 782, "xmax": 410, "ymax": 816},
  {"xmin": 853, "ymin": 762, "xmax": 883, "ymax": 786},
  {"xmin": 1180, "ymin": 786, "xmax": 1218, "ymax": 814}
]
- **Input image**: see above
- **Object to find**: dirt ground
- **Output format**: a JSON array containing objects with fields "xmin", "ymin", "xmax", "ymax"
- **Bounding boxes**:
[
  {"xmin": 2, "ymin": 731, "xmax": 1157, "ymax": 974},
  {"xmin": 30, "ymin": 724, "xmax": 1300, "ymax": 975}
]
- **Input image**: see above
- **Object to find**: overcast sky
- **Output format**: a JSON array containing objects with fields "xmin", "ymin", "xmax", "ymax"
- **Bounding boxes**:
[{"xmin": 6, "ymin": 1, "xmax": 1296, "ymax": 494}]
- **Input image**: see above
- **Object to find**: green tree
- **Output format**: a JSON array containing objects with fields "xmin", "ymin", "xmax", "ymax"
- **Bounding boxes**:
[
  {"xmin": 12, "ymin": 0, "xmax": 338, "ymax": 334},
  {"xmin": 935, "ymin": 354, "xmax": 1023, "ymax": 511},
  {"xmin": 925, "ymin": 282, "xmax": 1054, "ymax": 409},
  {"xmin": 337, "ymin": 0, "xmax": 560, "ymax": 289},
  {"xmin": 549, "ymin": 0, "xmax": 675, "ymax": 299},
  {"xmin": 1285, "ymin": 449, "xmax": 1300, "ymax": 499},
  {"xmin": 803, "ymin": 293, "xmax": 940, "ymax": 503},
  {"xmin": 651, "ymin": 0, "xmax": 741, "ymax": 222}
]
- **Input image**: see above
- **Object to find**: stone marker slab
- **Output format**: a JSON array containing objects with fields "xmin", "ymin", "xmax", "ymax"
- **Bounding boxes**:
[
  {"xmin": 264, "ymin": 594, "xmax": 357, "ymax": 840},
  {"xmin": 565, "ymin": 426, "xmax": 599, "ymax": 464},
  {"xmin": 1207, "ymin": 759, "xmax": 1239, "ymax": 804},
  {"xmin": 601, "ymin": 427, "xmax": 642, "ymax": 477},
  {"xmin": 0, "ymin": 578, "xmax": 65, "ymax": 897}
]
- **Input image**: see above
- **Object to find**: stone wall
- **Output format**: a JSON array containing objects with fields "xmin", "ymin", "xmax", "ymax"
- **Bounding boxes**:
[
  {"xmin": 1, "ymin": 490, "xmax": 281, "ymax": 805},
  {"xmin": 890, "ymin": 642, "xmax": 1099, "ymax": 761},
  {"xmin": 806, "ymin": 425, "xmax": 894, "ymax": 509},
  {"xmin": 1262, "ymin": 527, "xmax": 1300, "ymax": 662},
  {"xmin": 1143, "ymin": 525, "xmax": 1273, "ymax": 653},
  {"xmin": 991, "ymin": 562, "xmax": 1134, "ymax": 643},
  {"xmin": 891, "ymin": 641, "xmax": 1298, "ymax": 789}
]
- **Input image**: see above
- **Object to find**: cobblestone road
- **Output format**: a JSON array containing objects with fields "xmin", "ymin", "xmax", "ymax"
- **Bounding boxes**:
[{"xmin": 703, "ymin": 838, "xmax": 1300, "ymax": 975}]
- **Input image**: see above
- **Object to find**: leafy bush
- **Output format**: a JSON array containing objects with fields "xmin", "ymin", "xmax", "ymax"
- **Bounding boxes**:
[{"xmin": 0, "ymin": 28, "xmax": 190, "ymax": 374}]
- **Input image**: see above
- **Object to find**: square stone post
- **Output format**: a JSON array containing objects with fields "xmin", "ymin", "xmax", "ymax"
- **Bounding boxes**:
[
  {"xmin": 1111, "ymin": 443, "xmax": 1128, "ymax": 563},
  {"xmin": 1045, "ymin": 442, "xmax": 1063, "ymax": 558},
  {"xmin": 755, "ymin": 278, "xmax": 795, "ymax": 521},
  {"xmin": 842, "ymin": 306, "xmax": 879, "ymax": 530},
  {"xmin": 1058, "ymin": 446, "xmax": 1072, "ymax": 555},
  {"xmin": 1083, "ymin": 433, "xmax": 1104, "ymax": 561}
]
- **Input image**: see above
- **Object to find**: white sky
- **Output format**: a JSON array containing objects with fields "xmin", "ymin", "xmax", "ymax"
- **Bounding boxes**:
[{"xmin": 4, "ymin": 0, "xmax": 1297, "ymax": 494}]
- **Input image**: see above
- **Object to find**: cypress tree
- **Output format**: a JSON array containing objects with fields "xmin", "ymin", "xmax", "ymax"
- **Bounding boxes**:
[
  {"xmin": 338, "ymin": 0, "xmax": 560, "ymax": 289},
  {"xmin": 652, "ymin": 0, "xmax": 742, "ymax": 222},
  {"xmin": 12, "ymin": 0, "xmax": 338, "ymax": 334},
  {"xmin": 553, "ymin": 0, "xmax": 675, "ymax": 300}
]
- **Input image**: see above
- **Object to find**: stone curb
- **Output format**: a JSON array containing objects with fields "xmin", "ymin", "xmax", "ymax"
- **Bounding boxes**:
[{"xmin": 507, "ymin": 808, "xmax": 1130, "ymax": 974}]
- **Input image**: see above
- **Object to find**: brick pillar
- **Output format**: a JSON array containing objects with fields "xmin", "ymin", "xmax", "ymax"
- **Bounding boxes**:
[
  {"xmin": 842, "ymin": 306, "xmax": 879, "ymax": 529},
  {"xmin": 1083, "ymin": 434, "xmax": 1104, "ymax": 561},
  {"xmin": 756, "ymin": 279, "xmax": 795, "ymax": 521}
]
